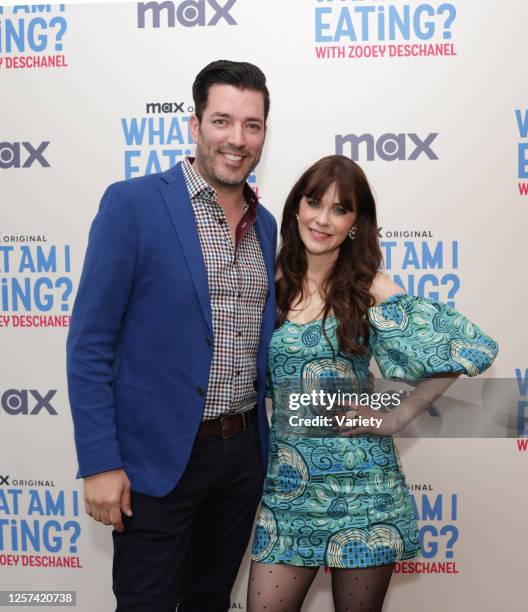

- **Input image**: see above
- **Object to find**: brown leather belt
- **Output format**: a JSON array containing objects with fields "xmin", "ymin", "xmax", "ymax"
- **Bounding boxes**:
[{"xmin": 197, "ymin": 407, "xmax": 256, "ymax": 439}]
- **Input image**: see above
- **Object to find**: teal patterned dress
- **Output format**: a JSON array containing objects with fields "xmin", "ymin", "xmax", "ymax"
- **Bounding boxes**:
[{"xmin": 251, "ymin": 294, "xmax": 498, "ymax": 568}]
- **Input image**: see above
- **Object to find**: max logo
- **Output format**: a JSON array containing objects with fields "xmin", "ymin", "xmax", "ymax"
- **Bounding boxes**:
[
  {"xmin": 0, "ymin": 141, "xmax": 50, "ymax": 169},
  {"xmin": 146, "ymin": 102, "xmax": 185, "ymax": 113},
  {"xmin": 1, "ymin": 389, "xmax": 58, "ymax": 415},
  {"xmin": 137, "ymin": 0, "xmax": 237, "ymax": 29},
  {"xmin": 336, "ymin": 132, "xmax": 439, "ymax": 161}
]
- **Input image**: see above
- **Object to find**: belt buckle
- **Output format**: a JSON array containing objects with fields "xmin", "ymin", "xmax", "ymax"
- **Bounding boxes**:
[{"xmin": 220, "ymin": 414, "xmax": 236, "ymax": 439}]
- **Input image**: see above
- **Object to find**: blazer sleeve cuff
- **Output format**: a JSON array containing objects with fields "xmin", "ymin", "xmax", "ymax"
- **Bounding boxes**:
[{"xmin": 76, "ymin": 447, "xmax": 124, "ymax": 479}]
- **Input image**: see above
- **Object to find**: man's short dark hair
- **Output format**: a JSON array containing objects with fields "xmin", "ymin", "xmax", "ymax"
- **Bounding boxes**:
[{"xmin": 192, "ymin": 60, "xmax": 270, "ymax": 123}]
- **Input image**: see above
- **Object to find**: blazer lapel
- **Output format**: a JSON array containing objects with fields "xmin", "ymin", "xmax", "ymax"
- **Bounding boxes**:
[
  {"xmin": 159, "ymin": 164, "xmax": 213, "ymax": 334},
  {"xmin": 255, "ymin": 211, "xmax": 275, "ymax": 301}
]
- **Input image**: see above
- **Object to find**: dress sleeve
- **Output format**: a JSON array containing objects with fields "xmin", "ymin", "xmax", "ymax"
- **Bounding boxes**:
[{"xmin": 368, "ymin": 294, "xmax": 499, "ymax": 381}]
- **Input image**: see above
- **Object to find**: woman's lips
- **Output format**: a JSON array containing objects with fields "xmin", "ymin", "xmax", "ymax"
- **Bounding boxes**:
[{"xmin": 308, "ymin": 228, "xmax": 332, "ymax": 241}]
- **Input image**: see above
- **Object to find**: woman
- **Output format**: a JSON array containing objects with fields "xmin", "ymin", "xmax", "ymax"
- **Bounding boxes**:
[{"xmin": 247, "ymin": 155, "xmax": 498, "ymax": 611}]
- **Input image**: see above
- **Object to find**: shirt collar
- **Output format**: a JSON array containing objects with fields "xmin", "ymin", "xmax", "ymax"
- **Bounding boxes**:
[
  {"xmin": 182, "ymin": 157, "xmax": 215, "ymax": 201},
  {"xmin": 182, "ymin": 157, "xmax": 259, "ymax": 214}
]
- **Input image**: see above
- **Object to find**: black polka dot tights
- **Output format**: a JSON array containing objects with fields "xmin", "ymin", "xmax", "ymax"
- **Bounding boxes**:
[{"xmin": 247, "ymin": 561, "xmax": 394, "ymax": 612}]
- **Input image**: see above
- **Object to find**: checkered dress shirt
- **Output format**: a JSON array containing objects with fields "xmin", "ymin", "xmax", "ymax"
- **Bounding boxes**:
[{"xmin": 182, "ymin": 158, "xmax": 269, "ymax": 420}]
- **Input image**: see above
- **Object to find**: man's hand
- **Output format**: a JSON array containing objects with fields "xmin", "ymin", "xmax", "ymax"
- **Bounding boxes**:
[{"xmin": 84, "ymin": 469, "xmax": 132, "ymax": 532}]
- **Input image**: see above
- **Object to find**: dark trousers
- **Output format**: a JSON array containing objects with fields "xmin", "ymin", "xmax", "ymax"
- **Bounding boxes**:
[{"xmin": 112, "ymin": 423, "xmax": 264, "ymax": 612}]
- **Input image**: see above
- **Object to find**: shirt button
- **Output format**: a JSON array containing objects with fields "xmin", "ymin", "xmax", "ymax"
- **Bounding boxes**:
[
  {"xmin": 237, "ymin": 292, "xmax": 242, "ymax": 298},
  {"xmin": 205, "ymin": 336, "xmax": 212, "ymax": 346},
  {"xmin": 236, "ymin": 331, "xmax": 242, "ymax": 337},
  {"xmin": 218, "ymin": 219, "xmax": 225, "ymax": 225},
  {"xmin": 197, "ymin": 387, "xmax": 206, "ymax": 397},
  {"xmin": 235, "ymin": 370, "xmax": 241, "ymax": 376}
]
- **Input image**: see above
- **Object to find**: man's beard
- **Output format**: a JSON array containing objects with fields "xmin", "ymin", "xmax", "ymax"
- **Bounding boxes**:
[{"xmin": 196, "ymin": 145, "xmax": 260, "ymax": 190}]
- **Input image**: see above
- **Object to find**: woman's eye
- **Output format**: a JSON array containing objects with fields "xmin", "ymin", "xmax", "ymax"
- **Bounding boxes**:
[
  {"xmin": 334, "ymin": 207, "xmax": 347, "ymax": 215},
  {"xmin": 306, "ymin": 198, "xmax": 319, "ymax": 207}
]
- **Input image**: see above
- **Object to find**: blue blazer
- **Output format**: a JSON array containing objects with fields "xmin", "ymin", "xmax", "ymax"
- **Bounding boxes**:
[{"xmin": 66, "ymin": 162, "xmax": 277, "ymax": 496}]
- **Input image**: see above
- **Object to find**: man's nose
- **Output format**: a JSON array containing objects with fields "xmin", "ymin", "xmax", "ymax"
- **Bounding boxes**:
[{"xmin": 227, "ymin": 124, "xmax": 246, "ymax": 149}]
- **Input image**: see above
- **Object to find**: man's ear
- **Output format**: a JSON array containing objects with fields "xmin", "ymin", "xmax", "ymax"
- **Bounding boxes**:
[{"xmin": 189, "ymin": 114, "xmax": 200, "ymax": 144}]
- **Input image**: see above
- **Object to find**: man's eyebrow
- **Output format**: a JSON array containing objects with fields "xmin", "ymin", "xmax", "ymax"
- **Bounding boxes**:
[{"xmin": 210, "ymin": 111, "xmax": 263, "ymax": 124}]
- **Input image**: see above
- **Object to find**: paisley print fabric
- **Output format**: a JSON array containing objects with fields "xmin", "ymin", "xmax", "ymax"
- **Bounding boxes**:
[
  {"xmin": 251, "ymin": 294, "xmax": 498, "ymax": 568},
  {"xmin": 369, "ymin": 294, "xmax": 499, "ymax": 380}
]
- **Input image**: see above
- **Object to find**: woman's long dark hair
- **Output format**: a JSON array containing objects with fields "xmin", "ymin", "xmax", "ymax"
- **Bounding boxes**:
[{"xmin": 276, "ymin": 155, "xmax": 382, "ymax": 355}]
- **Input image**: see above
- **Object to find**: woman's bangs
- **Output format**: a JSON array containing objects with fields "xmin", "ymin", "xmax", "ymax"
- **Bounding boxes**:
[
  {"xmin": 333, "ymin": 175, "xmax": 358, "ymax": 213},
  {"xmin": 302, "ymin": 166, "xmax": 336, "ymax": 202},
  {"xmin": 301, "ymin": 165, "xmax": 357, "ymax": 213}
]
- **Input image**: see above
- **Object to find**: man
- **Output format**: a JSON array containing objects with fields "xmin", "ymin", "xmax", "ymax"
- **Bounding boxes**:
[{"xmin": 66, "ymin": 60, "xmax": 277, "ymax": 611}]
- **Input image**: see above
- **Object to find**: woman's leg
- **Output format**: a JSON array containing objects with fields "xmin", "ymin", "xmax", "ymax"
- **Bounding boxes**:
[
  {"xmin": 331, "ymin": 563, "xmax": 395, "ymax": 612},
  {"xmin": 247, "ymin": 561, "xmax": 318, "ymax": 612}
]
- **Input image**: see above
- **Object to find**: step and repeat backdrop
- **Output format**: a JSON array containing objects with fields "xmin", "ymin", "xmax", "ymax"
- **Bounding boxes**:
[{"xmin": 2, "ymin": 0, "xmax": 527, "ymax": 610}]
